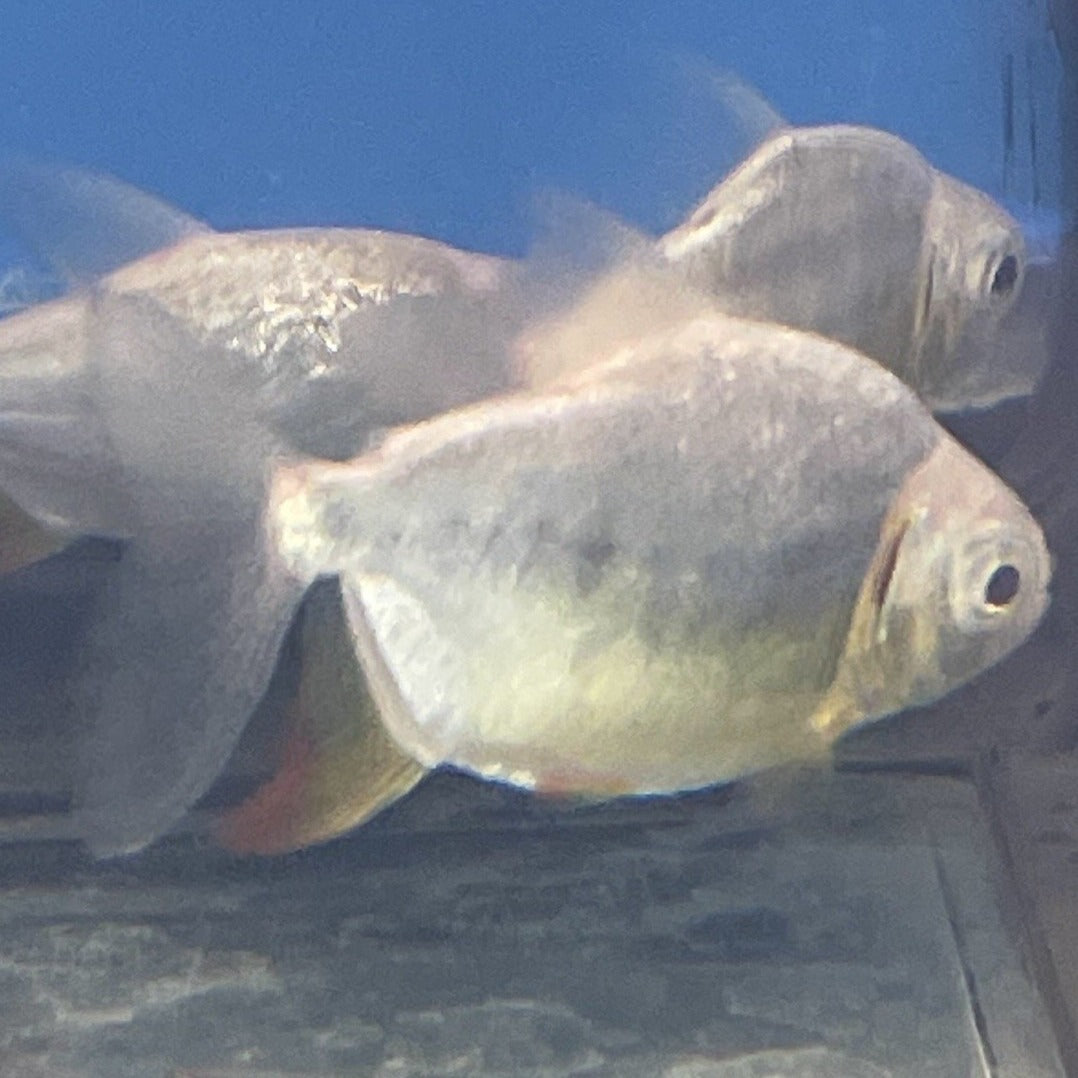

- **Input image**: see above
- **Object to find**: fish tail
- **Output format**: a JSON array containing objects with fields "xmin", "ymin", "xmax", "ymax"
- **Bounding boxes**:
[{"xmin": 74, "ymin": 513, "xmax": 308, "ymax": 857}]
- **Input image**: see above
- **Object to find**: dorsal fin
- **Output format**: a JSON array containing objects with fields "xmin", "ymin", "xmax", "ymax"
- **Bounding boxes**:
[
  {"xmin": 215, "ymin": 580, "xmax": 426, "ymax": 855},
  {"xmin": 686, "ymin": 62, "xmax": 789, "ymax": 145},
  {"xmin": 0, "ymin": 157, "xmax": 211, "ymax": 283},
  {"xmin": 521, "ymin": 188, "xmax": 657, "ymax": 313}
]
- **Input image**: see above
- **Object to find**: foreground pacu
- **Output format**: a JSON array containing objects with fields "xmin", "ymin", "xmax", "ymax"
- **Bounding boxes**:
[
  {"xmin": 271, "ymin": 314, "xmax": 1050, "ymax": 799},
  {"xmin": 522, "ymin": 125, "xmax": 1038, "ymax": 413}
]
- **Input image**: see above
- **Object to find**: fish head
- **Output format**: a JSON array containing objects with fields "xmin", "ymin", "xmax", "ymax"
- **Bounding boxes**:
[
  {"xmin": 812, "ymin": 436, "xmax": 1050, "ymax": 736},
  {"xmin": 914, "ymin": 175, "xmax": 1028, "ymax": 407}
]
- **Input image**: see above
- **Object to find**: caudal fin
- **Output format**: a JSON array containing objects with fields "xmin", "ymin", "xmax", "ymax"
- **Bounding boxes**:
[
  {"xmin": 0, "ymin": 295, "xmax": 132, "ymax": 541},
  {"xmin": 0, "ymin": 490, "xmax": 66, "ymax": 573},
  {"xmin": 60, "ymin": 289, "xmax": 313, "ymax": 856},
  {"xmin": 73, "ymin": 514, "xmax": 307, "ymax": 857}
]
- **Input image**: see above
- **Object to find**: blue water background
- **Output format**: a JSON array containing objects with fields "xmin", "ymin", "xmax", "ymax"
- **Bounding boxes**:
[{"xmin": 0, "ymin": 1, "xmax": 1062, "ymax": 260}]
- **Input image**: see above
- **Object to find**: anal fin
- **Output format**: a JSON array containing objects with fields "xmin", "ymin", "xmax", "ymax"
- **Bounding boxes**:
[{"xmin": 216, "ymin": 580, "xmax": 425, "ymax": 855}]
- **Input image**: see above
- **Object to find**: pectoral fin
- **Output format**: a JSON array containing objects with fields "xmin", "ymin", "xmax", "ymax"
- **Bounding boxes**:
[
  {"xmin": 338, "ymin": 573, "xmax": 469, "ymax": 774},
  {"xmin": 216, "ymin": 580, "xmax": 425, "ymax": 855}
]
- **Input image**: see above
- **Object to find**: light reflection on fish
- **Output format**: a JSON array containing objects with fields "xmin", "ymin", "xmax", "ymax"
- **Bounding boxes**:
[{"xmin": 266, "ymin": 314, "xmax": 1049, "ymax": 814}]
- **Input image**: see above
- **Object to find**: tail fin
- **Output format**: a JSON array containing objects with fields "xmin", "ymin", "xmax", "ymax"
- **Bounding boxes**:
[
  {"xmin": 60, "ymin": 292, "xmax": 311, "ymax": 856},
  {"xmin": 73, "ymin": 509, "xmax": 307, "ymax": 857},
  {"xmin": 0, "ymin": 491, "xmax": 65, "ymax": 573}
]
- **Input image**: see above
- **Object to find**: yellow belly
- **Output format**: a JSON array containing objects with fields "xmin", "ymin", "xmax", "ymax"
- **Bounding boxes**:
[{"xmin": 351, "ymin": 563, "xmax": 853, "ymax": 795}]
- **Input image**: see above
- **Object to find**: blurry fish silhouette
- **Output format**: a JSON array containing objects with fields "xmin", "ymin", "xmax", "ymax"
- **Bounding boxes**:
[
  {"xmin": 521, "ymin": 74, "xmax": 1045, "ymax": 414},
  {"xmin": 266, "ymin": 314, "xmax": 1049, "ymax": 814},
  {"xmin": 0, "ymin": 160, "xmax": 525, "ymax": 856}
]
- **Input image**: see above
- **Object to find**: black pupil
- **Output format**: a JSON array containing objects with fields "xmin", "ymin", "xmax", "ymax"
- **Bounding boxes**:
[
  {"xmin": 985, "ymin": 564, "xmax": 1021, "ymax": 607},
  {"xmin": 991, "ymin": 254, "xmax": 1018, "ymax": 297}
]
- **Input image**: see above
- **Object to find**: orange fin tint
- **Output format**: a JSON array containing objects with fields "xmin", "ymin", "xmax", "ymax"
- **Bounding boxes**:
[{"xmin": 216, "ymin": 582, "xmax": 425, "ymax": 855}]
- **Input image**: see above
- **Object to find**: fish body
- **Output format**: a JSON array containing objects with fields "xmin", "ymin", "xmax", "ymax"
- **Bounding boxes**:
[
  {"xmin": 273, "ymin": 314, "xmax": 1050, "ymax": 796},
  {"xmin": 522, "ymin": 125, "xmax": 1036, "ymax": 413},
  {"xmin": 0, "ymin": 220, "xmax": 524, "ymax": 856},
  {"xmin": 0, "ymin": 143, "xmax": 1049, "ymax": 852},
  {"xmin": 0, "ymin": 225, "xmax": 522, "ymax": 537}
]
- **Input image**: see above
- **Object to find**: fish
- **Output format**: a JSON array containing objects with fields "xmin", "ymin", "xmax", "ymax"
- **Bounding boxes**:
[
  {"xmin": 266, "ymin": 313, "xmax": 1050, "ymax": 807},
  {"xmin": 0, "ymin": 135, "xmax": 1049, "ymax": 853},
  {"xmin": 0, "ymin": 135, "xmax": 1039, "ymax": 567},
  {"xmin": 0, "ymin": 162, "xmax": 526, "ymax": 856},
  {"xmin": 519, "ymin": 80, "xmax": 1041, "ymax": 414}
]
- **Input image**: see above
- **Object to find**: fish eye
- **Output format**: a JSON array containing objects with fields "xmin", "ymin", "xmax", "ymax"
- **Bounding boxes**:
[
  {"xmin": 989, "ymin": 253, "xmax": 1019, "ymax": 299},
  {"xmin": 984, "ymin": 563, "xmax": 1020, "ymax": 608}
]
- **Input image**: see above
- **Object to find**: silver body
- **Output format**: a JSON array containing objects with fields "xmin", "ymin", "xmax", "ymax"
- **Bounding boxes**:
[
  {"xmin": 0, "ymin": 138, "xmax": 1051, "ymax": 852},
  {"xmin": 523, "ymin": 126, "xmax": 1039, "ymax": 412},
  {"xmin": 0, "ymin": 225, "xmax": 523, "ymax": 855},
  {"xmin": 278, "ymin": 315, "xmax": 1050, "ymax": 795}
]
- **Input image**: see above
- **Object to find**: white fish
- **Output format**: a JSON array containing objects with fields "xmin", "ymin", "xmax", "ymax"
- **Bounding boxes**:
[
  {"xmin": 520, "ymin": 82, "xmax": 1039, "ymax": 413},
  {"xmin": 268, "ymin": 313, "xmax": 1050, "ymax": 805},
  {"xmin": 0, "ymin": 164, "xmax": 525, "ymax": 856},
  {"xmin": 0, "ymin": 142, "xmax": 1050, "ymax": 853}
]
